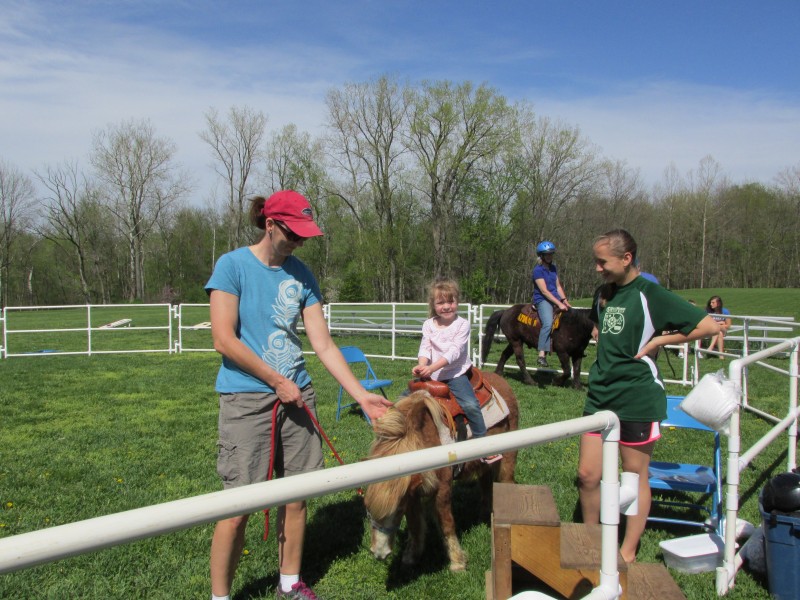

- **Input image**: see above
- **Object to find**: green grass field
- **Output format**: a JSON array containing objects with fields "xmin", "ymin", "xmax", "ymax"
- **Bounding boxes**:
[{"xmin": 1, "ymin": 290, "xmax": 798, "ymax": 599}]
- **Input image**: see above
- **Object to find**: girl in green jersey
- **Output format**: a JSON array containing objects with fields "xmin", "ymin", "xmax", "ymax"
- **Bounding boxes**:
[{"xmin": 577, "ymin": 229, "xmax": 719, "ymax": 563}]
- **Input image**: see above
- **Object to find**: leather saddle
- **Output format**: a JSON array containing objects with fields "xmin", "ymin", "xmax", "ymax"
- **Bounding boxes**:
[
  {"xmin": 408, "ymin": 367, "xmax": 494, "ymax": 421},
  {"xmin": 517, "ymin": 304, "xmax": 562, "ymax": 330}
]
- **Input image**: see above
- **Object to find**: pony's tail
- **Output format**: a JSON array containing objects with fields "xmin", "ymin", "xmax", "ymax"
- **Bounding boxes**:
[{"xmin": 481, "ymin": 310, "xmax": 504, "ymax": 363}]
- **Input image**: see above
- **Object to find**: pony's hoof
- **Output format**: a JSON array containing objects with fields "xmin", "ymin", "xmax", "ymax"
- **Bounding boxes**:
[{"xmin": 449, "ymin": 561, "xmax": 467, "ymax": 572}]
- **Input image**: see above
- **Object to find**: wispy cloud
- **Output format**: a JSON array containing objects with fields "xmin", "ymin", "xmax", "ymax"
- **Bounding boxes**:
[
  {"xmin": 1, "ymin": 0, "xmax": 798, "ymax": 202},
  {"xmin": 530, "ymin": 80, "xmax": 800, "ymax": 187}
]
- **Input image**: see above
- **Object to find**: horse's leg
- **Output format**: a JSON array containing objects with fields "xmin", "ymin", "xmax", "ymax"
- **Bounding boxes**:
[
  {"xmin": 494, "ymin": 343, "xmax": 513, "ymax": 376},
  {"xmin": 497, "ymin": 440, "xmax": 517, "ymax": 485},
  {"xmin": 554, "ymin": 350, "xmax": 570, "ymax": 387},
  {"xmin": 434, "ymin": 480, "xmax": 466, "ymax": 571},
  {"xmin": 477, "ymin": 462, "xmax": 496, "ymax": 521},
  {"xmin": 402, "ymin": 494, "xmax": 426, "ymax": 566},
  {"xmin": 511, "ymin": 340, "xmax": 535, "ymax": 385},
  {"xmin": 571, "ymin": 353, "xmax": 584, "ymax": 390}
]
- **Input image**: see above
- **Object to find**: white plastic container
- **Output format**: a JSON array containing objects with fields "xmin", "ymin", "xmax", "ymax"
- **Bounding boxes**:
[{"xmin": 659, "ymin": 533, "xmax": 725, "ymax": 574}]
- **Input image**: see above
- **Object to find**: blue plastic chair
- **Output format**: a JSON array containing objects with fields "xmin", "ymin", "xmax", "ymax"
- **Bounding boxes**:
[
  {"xmin": 648, "ymin": 395, "xmax": 723, "ymax": 535},
  {"xmin": 336, "ymin": 346, "xmax": 394, "ymax": 422}
]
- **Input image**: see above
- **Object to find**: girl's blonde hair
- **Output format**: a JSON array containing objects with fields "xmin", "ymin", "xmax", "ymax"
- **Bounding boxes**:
[
  {"xmin": 427, "ymin": 279, "xmax": 460, "ymax": 317},
  {"xmin": 594, "ymin": 228, "xmax": 638, "ymax": 261}
]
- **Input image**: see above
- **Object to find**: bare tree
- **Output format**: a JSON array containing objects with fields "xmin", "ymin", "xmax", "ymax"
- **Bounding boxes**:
[
  {"xmin": 652, "ymin": 163, "xmax": 686, "ymax": 289},
  {"xmin": 776, "ymin": 163, "xmax": 800, "ymax": 284},
  {"xmin": 265, "ymin": 124, "xmax": 336, "ymax": 280},
  {"xmin": 326, "ymin": 76, "xmax": 413, "ymax": 298},
  {"xmin": 598, "ymin": 159, "xmax": 646, "ymax": 226},
  {"xmin": 266, "ymin": 125, "xmax": 326, "ymax": 194},
  {"xmin": 687, "ymin": 155, "xmax": 723, "ymax": 289},
  {"xmin": 0, "ymin": 160, "xmax": 36, "ymax": 306},
  {"xmin": 407, "ymin": 81, "xmax": 516, "ymax": 278},
  {"xmin": 200, "ymin": 106, "xmax": 267, "ymax": 249},
  {"xmin": 36, "ymin": 161, "xmax": 102, "ymax": 302},
  {"xmin": 91, "ymin": 119, "xmax": 191, "ymax": 301},
  {"xmin": 518, "ymin": 113, "xmax": 599, "ymax": 242}
]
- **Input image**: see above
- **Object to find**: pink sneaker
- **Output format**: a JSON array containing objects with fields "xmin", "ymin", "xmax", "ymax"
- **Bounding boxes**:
[
  {"xmin": 481, "ymin": 454, "xmax": 503, "ymax": 465},
  {"xmin": 276, "ymin": 580, "xmax": 321, "ymax": 600}
]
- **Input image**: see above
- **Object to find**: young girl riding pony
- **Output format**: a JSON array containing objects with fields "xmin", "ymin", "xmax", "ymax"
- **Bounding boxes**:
[{"xmin": 413, "ymin": 279, "xmax": 501, "ymax": 464}]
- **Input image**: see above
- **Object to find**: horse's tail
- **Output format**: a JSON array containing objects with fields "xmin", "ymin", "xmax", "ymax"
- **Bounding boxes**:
[
  {"xmin": 566, "ymin": 307, "xmax": 595, "ymax": 356},
  {"xmin": 481, "ymin": 309, "xmax": 505, "ymax": 363}
]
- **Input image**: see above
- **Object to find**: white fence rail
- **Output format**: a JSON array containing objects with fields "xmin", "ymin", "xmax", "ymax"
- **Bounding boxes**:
[
  {"xmin": 716, "ymin": 337, "xmax": 800, "ymax": 595},
  {"xmin": 0, "ymin": 412, "xmax": 630, "ymax": 599},
  {"xmin": 1, "ymin": 304, "xmax": 795, "ymax": 381},
  {"xmin": 1, "ymin": 304, "xmax": 175, "ymax": 358}
]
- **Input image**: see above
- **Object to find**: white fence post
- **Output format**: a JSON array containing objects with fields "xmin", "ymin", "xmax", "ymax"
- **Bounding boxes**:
[{"xmin": 87, "ymin": 304, "xmax": 92, "ymax": 356}]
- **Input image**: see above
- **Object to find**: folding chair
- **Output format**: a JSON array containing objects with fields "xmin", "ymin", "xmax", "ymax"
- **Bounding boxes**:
[
  {"xmin": 648, "ymin": 395, "xmax": 723, "ymax": 535},
  {"xmin": 336, "ymin": 346, "xmax": 394, "ymax": 422}
]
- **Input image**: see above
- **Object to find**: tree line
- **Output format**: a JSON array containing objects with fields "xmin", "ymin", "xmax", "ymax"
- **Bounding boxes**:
[{"xmin": 1, "ymin": 76, "xmax": 798, "ymax": 308}]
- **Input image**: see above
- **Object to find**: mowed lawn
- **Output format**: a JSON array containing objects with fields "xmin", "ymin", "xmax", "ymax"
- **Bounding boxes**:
[{"xmin": 1, "ymin": 289, "xmax": 798, "ymax": 599}]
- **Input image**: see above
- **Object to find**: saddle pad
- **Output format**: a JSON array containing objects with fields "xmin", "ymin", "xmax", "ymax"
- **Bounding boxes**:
[
  {"xmin": 437, "ymin": 387, "xmax": 511, "ymax": 446},
  {"xmin": 516, "ymin": 309, "xmax": 562, "ymax": 330}
]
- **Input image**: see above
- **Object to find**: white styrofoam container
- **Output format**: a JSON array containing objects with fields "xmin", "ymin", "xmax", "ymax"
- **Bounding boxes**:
[{"xmin": 659, "ymin": 533, "xmax": 725, "ymax": 574}]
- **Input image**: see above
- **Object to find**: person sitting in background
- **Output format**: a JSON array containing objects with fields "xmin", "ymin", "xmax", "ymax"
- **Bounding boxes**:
[{"xmin": 702, "ymin": 295, "xmax": 732, "ymax": 359}]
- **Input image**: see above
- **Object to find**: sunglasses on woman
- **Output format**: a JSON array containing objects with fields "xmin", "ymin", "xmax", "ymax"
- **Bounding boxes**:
[{"xmin": 273, "ymin": 220, "xmax": 305, "ymax": 243}]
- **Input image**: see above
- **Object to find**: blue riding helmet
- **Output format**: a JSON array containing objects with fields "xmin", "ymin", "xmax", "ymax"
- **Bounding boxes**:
[{"xmin": 536, "ymin": 241, "xmax": 556, "ymax": 255}]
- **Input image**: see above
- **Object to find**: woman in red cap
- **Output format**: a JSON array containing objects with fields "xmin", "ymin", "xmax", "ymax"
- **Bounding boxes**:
[{"xmin": 205, "ymin": 190, "xmax": 392, "ymax": 600}]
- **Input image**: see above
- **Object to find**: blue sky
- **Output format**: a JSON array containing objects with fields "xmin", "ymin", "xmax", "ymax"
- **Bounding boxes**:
[{"xmin": 2, "ymin": 0, "xmax": 798, "ymax": 201}]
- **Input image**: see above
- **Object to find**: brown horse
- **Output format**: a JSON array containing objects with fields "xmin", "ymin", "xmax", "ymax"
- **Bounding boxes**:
[
  {"xmin": 364, "ymin": 371, "xmax": 518, "ymax": 572},
  {"xmin": 481, "ymin": 305, "xmax": 594, "ymax": 388}
]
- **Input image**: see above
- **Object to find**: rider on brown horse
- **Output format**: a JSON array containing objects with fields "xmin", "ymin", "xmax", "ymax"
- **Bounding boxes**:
[{"xmin": 532, "ymin": 240, "xmax": 571, "ymax": 368}]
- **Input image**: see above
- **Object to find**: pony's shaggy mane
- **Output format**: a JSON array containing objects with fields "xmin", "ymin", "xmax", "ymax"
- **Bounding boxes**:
[{"xmin": 364, "ymin": 391, "xmax": 450, "ymax": 520}]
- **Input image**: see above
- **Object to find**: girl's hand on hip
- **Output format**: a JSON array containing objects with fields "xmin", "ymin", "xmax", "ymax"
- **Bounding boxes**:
[{"xmin": 635, "ymin": 339, "xmax": 661, "ymax": 360}]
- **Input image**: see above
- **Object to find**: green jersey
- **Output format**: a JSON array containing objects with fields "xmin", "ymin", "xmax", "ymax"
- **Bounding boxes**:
[{"xmin": 585, "ymin": 276, "xmax": 706, "ymax": 422}]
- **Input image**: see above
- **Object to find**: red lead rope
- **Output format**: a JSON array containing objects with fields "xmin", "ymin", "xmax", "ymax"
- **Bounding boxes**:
[{"xmin": 263, "ymin": 401, "xmax": 358, "ymax": 540}]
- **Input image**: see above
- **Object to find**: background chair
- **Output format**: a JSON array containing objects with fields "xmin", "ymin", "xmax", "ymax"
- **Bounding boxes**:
[
  {"xmin": 648, "ymin": 395, "xmax": 723, "ymax": 535},
  {"xmin": 336, "ymin": 346, "xmax": 394, "ymax": 422}
]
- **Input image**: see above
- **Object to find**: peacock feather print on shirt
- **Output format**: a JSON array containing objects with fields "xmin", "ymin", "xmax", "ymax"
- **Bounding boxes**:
[{"xmin": 260, "ymin": 279, "xmax": 304, "ymax": 379}]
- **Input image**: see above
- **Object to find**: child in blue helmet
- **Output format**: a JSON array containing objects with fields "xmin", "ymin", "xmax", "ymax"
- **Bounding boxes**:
[{"xmin": 532, "ymin": 241, "xmax": 571, "ymax": 368}]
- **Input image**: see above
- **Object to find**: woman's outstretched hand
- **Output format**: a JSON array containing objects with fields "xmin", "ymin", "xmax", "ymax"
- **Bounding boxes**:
[{"xmin": 360, "ymin": 393, "xmax": 393, "ymax": 421}]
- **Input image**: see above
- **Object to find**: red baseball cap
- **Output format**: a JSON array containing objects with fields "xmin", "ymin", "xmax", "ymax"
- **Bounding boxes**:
[{"xmin": 262, "ymin": 190, "xmax": 324, "ymax": 238}]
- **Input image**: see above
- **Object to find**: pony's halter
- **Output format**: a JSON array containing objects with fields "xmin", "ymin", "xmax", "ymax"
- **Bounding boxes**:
[{"xmin": 368, "ymin": 512, "xmax": 400, "ymax": 536}]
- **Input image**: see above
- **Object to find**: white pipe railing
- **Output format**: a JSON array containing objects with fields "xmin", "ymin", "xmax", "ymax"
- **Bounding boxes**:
[
  {"xmin": 2, "ymin": 303, "xmax": 174, "ymax": 358},
  {"xmin": 2, "ymin": 303, "xmax": 795, "ymax": 370},
  {"xmin": 0, "ymin": 412, "xmax": 625, "ymax": 600},
  {"xmin": 716, "ymin": 336, "xmax": 800, "ymax": 596}
]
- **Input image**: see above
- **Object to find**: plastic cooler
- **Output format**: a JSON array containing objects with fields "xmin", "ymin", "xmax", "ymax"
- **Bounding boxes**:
[{"xmin": 760, "ymin": 501, "xmax": 800, "ymax": 600}]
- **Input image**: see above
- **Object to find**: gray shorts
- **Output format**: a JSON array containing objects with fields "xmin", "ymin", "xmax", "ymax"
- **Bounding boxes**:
[{"xmin": 216, "ymin": 385, "xmax": 324, "ymax": 489}]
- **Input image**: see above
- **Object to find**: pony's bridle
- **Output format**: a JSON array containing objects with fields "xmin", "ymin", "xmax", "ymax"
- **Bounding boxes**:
[{"xmin": 368, "ymin": 512, "xmax": 400, "ymax": 536}]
